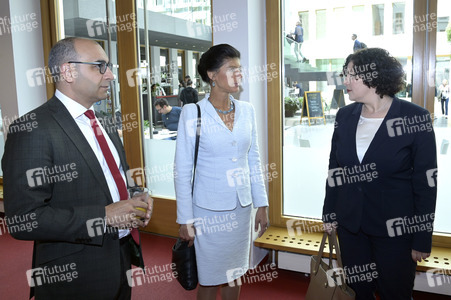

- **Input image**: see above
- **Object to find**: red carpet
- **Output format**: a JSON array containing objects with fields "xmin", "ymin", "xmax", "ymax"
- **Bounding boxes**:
[{"xmin": 0, "ymin": 229, "xmax": 448, "ymax": 300}]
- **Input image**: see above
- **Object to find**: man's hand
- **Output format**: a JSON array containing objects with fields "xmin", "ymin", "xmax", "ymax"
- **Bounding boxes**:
[
  {"xmin": 255, "ymin": 206, "xmax": 269, "ymax": 238},
  {"xmin": 179, "ymin": 224, "xmax": 195, "ymax": 247},
  {"xmin": 105, "ymin": 193, "xmax": 153, "ymax": 228}
]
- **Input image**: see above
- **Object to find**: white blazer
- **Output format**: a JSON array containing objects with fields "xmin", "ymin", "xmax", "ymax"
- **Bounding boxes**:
[{"xmin": 174, "ymin": 94, "xmax": 269, "ymax": 224}]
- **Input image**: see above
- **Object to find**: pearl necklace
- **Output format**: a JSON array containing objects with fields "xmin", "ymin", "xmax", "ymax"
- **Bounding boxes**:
[{"xmin": 213, "ymin": 101, "xmax": 235, "ymax": 114}]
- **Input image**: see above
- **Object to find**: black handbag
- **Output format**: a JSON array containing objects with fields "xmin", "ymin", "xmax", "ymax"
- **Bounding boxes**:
[
  {"xmin": 172, "ymin": 238, "xmax": 198, "ymax": 290},
  {"xmin": 172, "ymin": 103, "xmax": 201, "ymax": 290}
]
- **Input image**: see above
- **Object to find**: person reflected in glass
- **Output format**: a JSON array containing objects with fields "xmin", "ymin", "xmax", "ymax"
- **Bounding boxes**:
[
  {"xmin": 180, "ymin": 79, "xmax": 199, "ymax": 106},
  {"xmin": 438, "ymin": 79, "xmax": 450, "ymax": 118},
  {"xmin": 154, "ymin": 98, "xmax": 181, "ymax": 131},
  {"xmin": 293, "ymin": 21, "xmax": 307, "ymax": 63},
  {"xmin": 175, "ymin": 44, "xmax": 269, "ymax": 300},
  {"xmin": 323, "ymin": 48, "xmax": 437, "ymax": 300}
]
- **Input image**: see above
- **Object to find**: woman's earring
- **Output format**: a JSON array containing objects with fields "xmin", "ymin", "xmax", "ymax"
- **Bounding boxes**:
[{"xmin": 211, "ymin": 81, "xmax": 216, "ymax": 87}]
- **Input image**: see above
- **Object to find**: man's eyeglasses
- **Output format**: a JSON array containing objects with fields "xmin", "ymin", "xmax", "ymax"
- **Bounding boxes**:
[{"xmin": 67, "ymin": 61, "xmax": 113, "ymax": 74}]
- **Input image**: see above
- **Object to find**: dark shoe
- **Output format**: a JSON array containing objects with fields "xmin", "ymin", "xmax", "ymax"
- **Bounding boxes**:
[{"xmin": 302, "ymin": 58, "xmax": 307, "ymax": 63}]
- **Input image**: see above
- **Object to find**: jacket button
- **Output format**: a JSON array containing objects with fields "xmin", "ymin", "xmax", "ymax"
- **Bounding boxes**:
[
  {"xmin": 232, "ymin": 158, "xmax": 237, "ymax": 162},
  {"xmin": 232, "ymin": 141, "xmax": 237, "ymax": 146}
]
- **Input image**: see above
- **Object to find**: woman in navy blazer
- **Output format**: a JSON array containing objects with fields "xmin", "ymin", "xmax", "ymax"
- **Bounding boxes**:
[
  {"xmin": 175, "ymin": 44, "xmax": 269, "ymax": 300},
  {"xmin": 323, "ymin": 48, "xmax": 437, "ymax": 299}
]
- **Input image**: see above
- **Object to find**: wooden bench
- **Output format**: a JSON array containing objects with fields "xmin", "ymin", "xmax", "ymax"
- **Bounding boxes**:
[{"xmin": 254, "ymin": 226, "xmax": 451, "ymax": 272}]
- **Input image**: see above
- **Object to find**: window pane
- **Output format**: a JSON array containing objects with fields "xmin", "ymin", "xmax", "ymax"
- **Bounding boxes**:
[
  {"xmin": 316, "ymin": 10, "xmax": 326, "ymax": 39},
  {"xmin": 372, "ymin": 4, "xmax": 385, "ymax": 35},
  {"xmin": 393, "ymin": 2, "xmax": 405, "ymax": 34},
  {"xmin": 433, "ymin": 0, "xmax": 451, "ymax": 233},
  {"xmin": 282, "ymin": 0, "xmax": 414, "ymax": 222},
  {"xmin": 138, "ymin": 1, "xmax": 212, "ymax": 197}
]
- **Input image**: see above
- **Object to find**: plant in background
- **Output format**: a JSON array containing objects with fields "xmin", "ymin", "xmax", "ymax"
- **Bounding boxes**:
[
  {"xmin": 284, "ymin": 96, "xmax": 301, "ymax": 117},
  {"xmin": 144, "ymin": 120, "xmax": 150, "ymax": 130},
  {"xmin": 446, "ymin": 21, "xmax": 451, "ymax": 43}
]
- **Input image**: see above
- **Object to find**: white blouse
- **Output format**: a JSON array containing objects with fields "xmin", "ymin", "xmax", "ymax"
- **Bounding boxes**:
[{"xmin": 356, "ymin": 116, "xmax": 384, "ymax": 163}]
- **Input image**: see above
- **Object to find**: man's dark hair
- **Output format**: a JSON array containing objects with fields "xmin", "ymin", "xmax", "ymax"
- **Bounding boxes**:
[
  {"xmin": 48, "ymin": 37, "xmax": 80, "ymax": 82},
  {"xmin": 155, "ymin": 98, "xmax": 169, "ymax": 108},
  {"xmin": 343, "ymin": 47, "xmax": 405, "ymax": 98},
  {"xmin": 197, "ymin": 44, "xmax": 240, "ymax": 84}
]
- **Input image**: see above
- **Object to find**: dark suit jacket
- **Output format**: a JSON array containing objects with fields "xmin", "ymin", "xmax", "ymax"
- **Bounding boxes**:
[
  {"xmin": 2, "ymin": 96, "xmax": 143, "ymax": 299},
  {"xmin": 323, "ymin": 97, "xmax": 437, "ymax": 253}
]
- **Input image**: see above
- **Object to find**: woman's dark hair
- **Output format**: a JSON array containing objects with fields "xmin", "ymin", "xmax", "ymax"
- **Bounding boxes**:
[
  {"xmin": 343, "ymin": 48, "xmax": 405, "ymax": 98},
  {"xmin": 197, "ymin": 44, "xmax": 240, "ymax": 84}
]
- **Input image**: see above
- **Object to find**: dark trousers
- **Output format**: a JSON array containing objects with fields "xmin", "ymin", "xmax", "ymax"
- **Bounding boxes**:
[
  {"xmin": 441, "ymin": 98, "xmax": 449, "ymax": 115},
  {"xmin": 337, "ymin": 227, "xmax": 417, "ymax": 300},
  {"xmin": 115, "ymin": 235, "xmax": 132, "ymax": 300}
]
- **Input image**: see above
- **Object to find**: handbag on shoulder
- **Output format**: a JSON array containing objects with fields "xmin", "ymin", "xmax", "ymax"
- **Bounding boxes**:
[
  {"xmin": 172, "ymin": 103, "xmax": 201, "ymax": 290},
  {"xmin": 305, "ymin": 230, "xmax": 355, "ymax": 300}
]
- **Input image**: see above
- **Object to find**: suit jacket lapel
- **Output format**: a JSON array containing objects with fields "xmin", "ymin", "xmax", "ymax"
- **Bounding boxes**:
[
  {"xmin": 48, "ymin": 97, "xmax": 113, "ymax": 203},
  {"xmin": 361, "ymin": 97, "xmax": 401, "ymax": 164}
]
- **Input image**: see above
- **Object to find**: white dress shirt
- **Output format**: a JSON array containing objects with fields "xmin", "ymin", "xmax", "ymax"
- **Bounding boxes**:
[{"xmin": 55, "ymin": 89, "xmax": 129, "ymax": 238}]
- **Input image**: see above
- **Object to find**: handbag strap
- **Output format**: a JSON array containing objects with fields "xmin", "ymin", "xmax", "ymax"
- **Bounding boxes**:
[
  {"xmin": 191, "ymin": 104, "xmax": 201, "ymax": 196},
  {"xmin": 313, "ymin": 230, "xmax": 344, "ymax": 273}
]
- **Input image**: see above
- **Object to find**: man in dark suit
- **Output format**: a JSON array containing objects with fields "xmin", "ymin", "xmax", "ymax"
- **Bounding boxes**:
[{"xmin": 2, "ymin": 37, "xmax": 152, "ymax": 299}]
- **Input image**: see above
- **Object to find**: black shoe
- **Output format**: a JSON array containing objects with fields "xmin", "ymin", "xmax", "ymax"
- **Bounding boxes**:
[{"xmin": 302, "ymin": 58, "xmax": 307, "ymax": 63}]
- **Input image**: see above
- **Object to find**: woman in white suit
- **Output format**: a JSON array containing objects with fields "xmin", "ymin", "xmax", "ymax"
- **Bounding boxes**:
[{"xmin": 175, "ymin": 44, "xmax": 269, "ymax": 300}]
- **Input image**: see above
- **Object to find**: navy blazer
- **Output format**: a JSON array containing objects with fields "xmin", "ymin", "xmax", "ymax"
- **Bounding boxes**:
[{"xmin": 323, "ymin": 97, "xmax": 437, "ymax": 253}]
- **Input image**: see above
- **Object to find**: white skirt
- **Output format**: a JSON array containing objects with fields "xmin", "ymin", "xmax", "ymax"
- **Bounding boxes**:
[{"xmin": 193, "ymin": 200, "xmax": 252, "ymax": 286}]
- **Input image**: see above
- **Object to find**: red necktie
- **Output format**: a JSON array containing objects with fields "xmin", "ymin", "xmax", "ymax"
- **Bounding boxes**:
[{"xmin": 84, "ymin": 110, "xmax": 140, "ymax": 244}]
